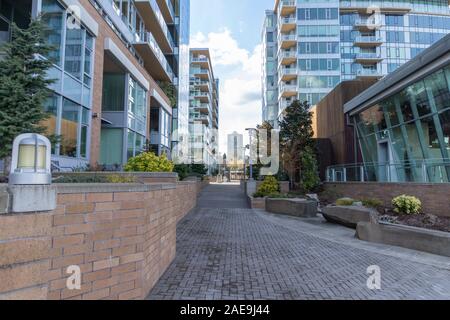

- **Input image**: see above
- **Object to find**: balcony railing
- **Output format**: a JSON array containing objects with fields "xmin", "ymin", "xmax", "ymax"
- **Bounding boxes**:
[
  {"xmin": 357, "ymin": 68, "xmax": 382, "ymax": 77},
  {"xmin": 355, "ymin": 53, "xmax": 381, "ymax": 59},
  {"xmin": 134, "ymin": 31, "xmax": 174, "ymax": 80},
  {"xmin": 280, "ymin": 51, "xmax": 297, "ymax": 59},
  {"xmin": 354, "ymin": 18, "xmax": 382, "ymax": 28},
  {"xmin": 279, "ymin": 34, "xmax": 297, "ymax": 42},
  {"xmin": 327, "ymin": 160, "xmax": 450, "ymax": 184},
  {"xmin": 354, "ymin": 36, "xmax": 383, "ymax": 44}
]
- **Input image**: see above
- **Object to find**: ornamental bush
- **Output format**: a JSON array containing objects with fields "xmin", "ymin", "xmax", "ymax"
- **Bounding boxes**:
[
  {"xmin": 124, "ymin": 152, "xmax": 174, "ymax": 173},
  {"xmin": 336, "ymin": 198, "xmax": 356, "ymax": 206},
  {"xmin": 392, "ymin": 195, "xmax": 422, "ymax": 215},
  {"xmin": 254, "ymin": 176, "xmax": 280, "ymax": 198}
]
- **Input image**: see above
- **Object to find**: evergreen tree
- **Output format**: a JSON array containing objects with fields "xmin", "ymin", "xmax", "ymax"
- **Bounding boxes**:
[
  {"xmin": 278, "ymin": 100, "xmax": 319, "ymax": 191},
  {"xmin": 0, "ymin": 18, "xmax": 55, "ymax": 162}
]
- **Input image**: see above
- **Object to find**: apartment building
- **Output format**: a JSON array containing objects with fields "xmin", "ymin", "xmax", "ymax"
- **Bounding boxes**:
[
  {"xmin": 227, "ymin": 132, "xmax": 244, "ymax": 167},
  {"xmin": 189, "ymin": 48, "xmax": 219, "ymax": 174},
  {"xmin": 262, "ymin": 0, "xmax": 450, "ymax": 127},
  {"xmin": 0, "ymin": 0, "xmax": 189, "ymax": 170}
]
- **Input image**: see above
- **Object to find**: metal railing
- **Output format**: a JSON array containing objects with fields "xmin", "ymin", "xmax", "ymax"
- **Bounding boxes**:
[
  {"xmin": 355, "ymin": 52, "xmax": 382, "ymax": 59},
  {"xmin": 326, "ymin": 160, "xmax": 450, "ymax": 184},
  {"xmin": 135, "ymin": 31, "xmax": 174, "ymax": 81}
]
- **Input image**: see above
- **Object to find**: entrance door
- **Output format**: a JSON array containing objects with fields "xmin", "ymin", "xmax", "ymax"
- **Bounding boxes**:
[{"xmin": 377, "ymin": 141, "xmax": 390, "ymax": 182}]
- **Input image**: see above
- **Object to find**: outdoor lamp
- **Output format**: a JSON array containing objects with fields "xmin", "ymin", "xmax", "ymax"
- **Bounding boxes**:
[{"xmin": 9, "ymin": 133, "xmax": 52, "ymax": 185}]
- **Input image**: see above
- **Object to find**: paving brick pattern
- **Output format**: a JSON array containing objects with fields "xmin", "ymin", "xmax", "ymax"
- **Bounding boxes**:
[{"xmin": 147, "ymin": 184, "xmax": 450, "ymax": 300}]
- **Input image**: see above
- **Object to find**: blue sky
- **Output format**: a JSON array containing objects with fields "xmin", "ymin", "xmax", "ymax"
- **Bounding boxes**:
[{"xmin": 189, "ymin": 0, "xmax": 274, "ymax": 153}]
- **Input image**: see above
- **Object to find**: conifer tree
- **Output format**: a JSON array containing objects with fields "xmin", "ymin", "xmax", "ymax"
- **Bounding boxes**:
[{"xmin": 0, "ymin": 17, "xmax": 55, "ymax": 163}]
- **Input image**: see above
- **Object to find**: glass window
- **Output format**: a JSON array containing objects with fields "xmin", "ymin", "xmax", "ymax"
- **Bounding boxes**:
[
  {"xmin": 64, "ymin": 27, "xmax": 83, "ymax": 80},
  {"xmin": 424, "ymin": 70, "xmax": 450, "ymax": 112},
  {"xmin": 100, "ymin": 128, "xmax": 123, "ymax": 165},
  {"xmin": 60, "ymin": 98, "xmax": 80, "ymax": 157},
  {"xmin": 439, "ymin": 109, "xmax": 450, "ymax": 158},
  {"xmin": 42, "ymin": 0, "xmax": 65, "ymax": 66},
  {"xmin": 102, "ymin": 74, "xmax": 126, "ymax": 111}
]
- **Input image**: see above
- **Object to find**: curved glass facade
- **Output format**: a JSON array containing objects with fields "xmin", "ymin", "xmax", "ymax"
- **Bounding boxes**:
[{"xmin": 351, "ymin": 65, "xmax": 450, "ymax": 183}]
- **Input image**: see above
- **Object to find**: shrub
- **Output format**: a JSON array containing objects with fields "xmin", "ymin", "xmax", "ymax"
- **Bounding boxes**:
[
  {"xmin": 124, "ymin": 152, "xmax": 174, "ymax": 173},
  {"xmin": 336, "ymin": 198, "xmax": 355, "ymax": 206},
  {"xmin": 300, "ymin": 146, "xmax": 320, "ymax": 192},
  {"xmin": 106, "ymin": 175, "xmax": 136, "ymax": 183},
  {"xmin": 174, "ymin": 164, "xmax": 190, "ymax": 181},
  {"xmin": 254, "ymin": 176, "xmax": 280, "ymax": 197},
  {"xmin": 361, "ymin": 198, "xmax": 383, "ymax": 209},
  {"xmin": 392, "ymin": 195, "xmax": 422, "ymax": 215}
]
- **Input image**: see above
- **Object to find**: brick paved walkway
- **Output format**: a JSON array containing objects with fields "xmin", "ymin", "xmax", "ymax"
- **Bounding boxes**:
[{"xmin": 147, "ymin": 183, "xmax": 450, "ymax": 300}]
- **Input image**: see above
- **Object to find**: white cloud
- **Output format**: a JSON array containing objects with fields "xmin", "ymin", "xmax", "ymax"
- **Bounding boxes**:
[{"xmin": 190, "ymin": 29, "xmax": 263, "ymax": 155}]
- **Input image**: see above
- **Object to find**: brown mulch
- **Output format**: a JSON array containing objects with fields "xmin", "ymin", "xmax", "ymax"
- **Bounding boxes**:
[{"xmin": 379, "ymin": 211, "xmax": 450, "ymax": 233}]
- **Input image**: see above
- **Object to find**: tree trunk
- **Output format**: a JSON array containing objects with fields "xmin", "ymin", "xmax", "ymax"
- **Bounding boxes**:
[{"xmin": 3, "ymin": 156, "xmax": 11, "ymax": 177}]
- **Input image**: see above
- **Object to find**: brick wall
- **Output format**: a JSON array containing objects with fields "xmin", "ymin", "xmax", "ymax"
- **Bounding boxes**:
[
  {"xmin": 0, "ymin": 181, "xmax": 200, "ymax": 300},
  {"xmin": 324, "ymin": 182, "xmax": 450, "ymax": 217}
]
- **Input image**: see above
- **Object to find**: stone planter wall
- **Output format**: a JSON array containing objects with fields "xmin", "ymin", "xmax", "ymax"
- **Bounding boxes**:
[
  {"xmin": 248, "ymin": 196, "xmax": 266, "ymax": 210},
  {"xmin": 322, "ymin": 206, "xmax": 377, "ymax": 229},
  {"xmin": 357, "ymin": 221, "xmax": 450, "ymax": 257},
  {"xmin": 266, "ymin": 198, "xmax": 318, "ymax": 218},
  {"xmin": 0, "ymin": 180, "xmax": 201, "ymax": 300}
]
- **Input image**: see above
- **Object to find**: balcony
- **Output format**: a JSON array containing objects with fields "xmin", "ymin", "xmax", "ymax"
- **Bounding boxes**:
[
  {"xmin": 354, "ymin": 18, "xmax": 382, "ymax": 32},
  {"xmin": 279, "ymin": 34, "xmax": 297, "ymax": 49},
  {"xmin": 279, "ymin": 51, "xmax": 297, "ymax": 65},
  {"xmin": 191, "ymin": 56, "xmax": 211, "ymax": 69},
  {"xmin": 354, "ymin": 36, "xmax": 383, "ymax": 47},
  {"xmin": 279, "ymin": 84, "xmax": 298, "ymax": 98},
  {"xmin": 192, "ymin": 68, "xmax": 210, "ymax": 80},
  {"xmin": 279, "ymin": 0, "xmax": 296, "ymax": 16},
  {"xmin": 355, "ymin": 53, "xmax": 383, "ymax": 64},
  {"xmin": 340, "ymin": 1, "xmax": 411, "ymax": 14},
  {"xmin": 133, "ymin": 32, "xmax": 174, "ymax": 82},
  {"xmin": 156, "ymin": 0, "xmax": 175, "ymax": 24},
  {"xmin": 279, "ymin": 67, "xmax": 297, "ymax": 81},
  {"xmin": 190, "ymin": 79, "xmax": 210, "ymax": 91},
  {"xmin": 190, "ymin": 114, "xmax": 210, "ymax": 126},
  {"xmin": 356, "ymin": 68, "xmax": 383, "ymax": 79},
  {"xmin": 279, "ymin": 17, "xmax": 296, "ymax": 33},
  {"xmin": 135, "ymin": 0, "xmax": 174, "ymax": 53},
  {"xmin": 191, "ymin": 91, "xmax": 210, "ymax": 103}
]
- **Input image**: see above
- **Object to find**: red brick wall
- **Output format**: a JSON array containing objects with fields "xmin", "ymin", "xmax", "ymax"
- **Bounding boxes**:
[
  {"xmin": 324, "ymin": 182, "xmax": 450, "ymax": 217},
  {"xmin": 0, "ymin": 182, "xmax": 200, "ymax": 300}
]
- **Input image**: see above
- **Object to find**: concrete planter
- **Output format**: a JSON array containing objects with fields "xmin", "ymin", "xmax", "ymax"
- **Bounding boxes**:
[
  {"xmin": 322, "ymin": 205, "xmax": 377, "ymax": 229},
  {"xmin": 357, "ymin": 221, "xmax": 450, "ymax": 257},
  {"xmin": 266, "ymin": 198, "xmax": 317, "ymax": 218},
  {"xmin": 248, "ymin": 196, "xmax": 266, "ymax": 210}
]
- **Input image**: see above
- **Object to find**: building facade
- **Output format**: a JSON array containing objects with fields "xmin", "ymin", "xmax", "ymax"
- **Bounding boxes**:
[
  {"xmin": 262, "ymin": 0, "xmax": 450, "ymax": 125},
  {"xmin": 330, "ymin": 33, "xmax": 450, "ymax": 184},
  {"xmin": 1, "ymin": 0, "xmax": 189, "ymax": 170},
  {"xmin": 188, "ymin": 48, "xmax": 219, "ymax": 174},
  {"xmin": 227, "ymin": 131, "xmax": 244, "ymax": 167}
]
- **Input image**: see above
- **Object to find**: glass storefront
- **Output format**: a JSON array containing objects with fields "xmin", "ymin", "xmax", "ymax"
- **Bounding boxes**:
[{"xmin": 352, "ymin": 64, "xmax": 450, "ymax": 183}]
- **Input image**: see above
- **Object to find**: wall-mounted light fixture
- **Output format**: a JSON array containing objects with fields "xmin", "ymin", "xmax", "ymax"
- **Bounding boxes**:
[{"xmin": 9, "ymin": 134, "xmax": 52, "ymax": 185}]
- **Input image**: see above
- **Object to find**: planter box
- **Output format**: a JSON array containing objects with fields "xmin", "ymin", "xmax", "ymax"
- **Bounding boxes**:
[
  {"xmin": 357, "ymin": 221, "xmax": 450, "ymax": 257},
  {"xmin": 266, "ymin": 198, "xmax": 317, "ymax": 218},
  {"xmin": 322, "ymin": 205, "xmax": 377, "ymax": 229},
  {"xmin": 248, "ymin": 196, "xmax": 266, "ymax": 210}
]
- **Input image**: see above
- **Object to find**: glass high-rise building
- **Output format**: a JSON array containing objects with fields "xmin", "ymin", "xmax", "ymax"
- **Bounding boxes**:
[
  {"xmin": 262, "ymin": 0, "xmax": 450, "ymax": 127},
  {"xmin": 189, "ymin": 48, "xmax": 220, "ymax": 174}
]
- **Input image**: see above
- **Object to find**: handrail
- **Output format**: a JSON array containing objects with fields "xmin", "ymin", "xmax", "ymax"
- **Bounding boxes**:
[{"xmin": 326, "ymin": 160, "xmax": 450, "ymax": 183}]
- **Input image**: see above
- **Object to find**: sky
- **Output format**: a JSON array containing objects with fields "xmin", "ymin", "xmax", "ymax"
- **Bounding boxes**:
[{"xmin": 189, "ymin": 0, "xmax": 274, "ymax": 155}]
